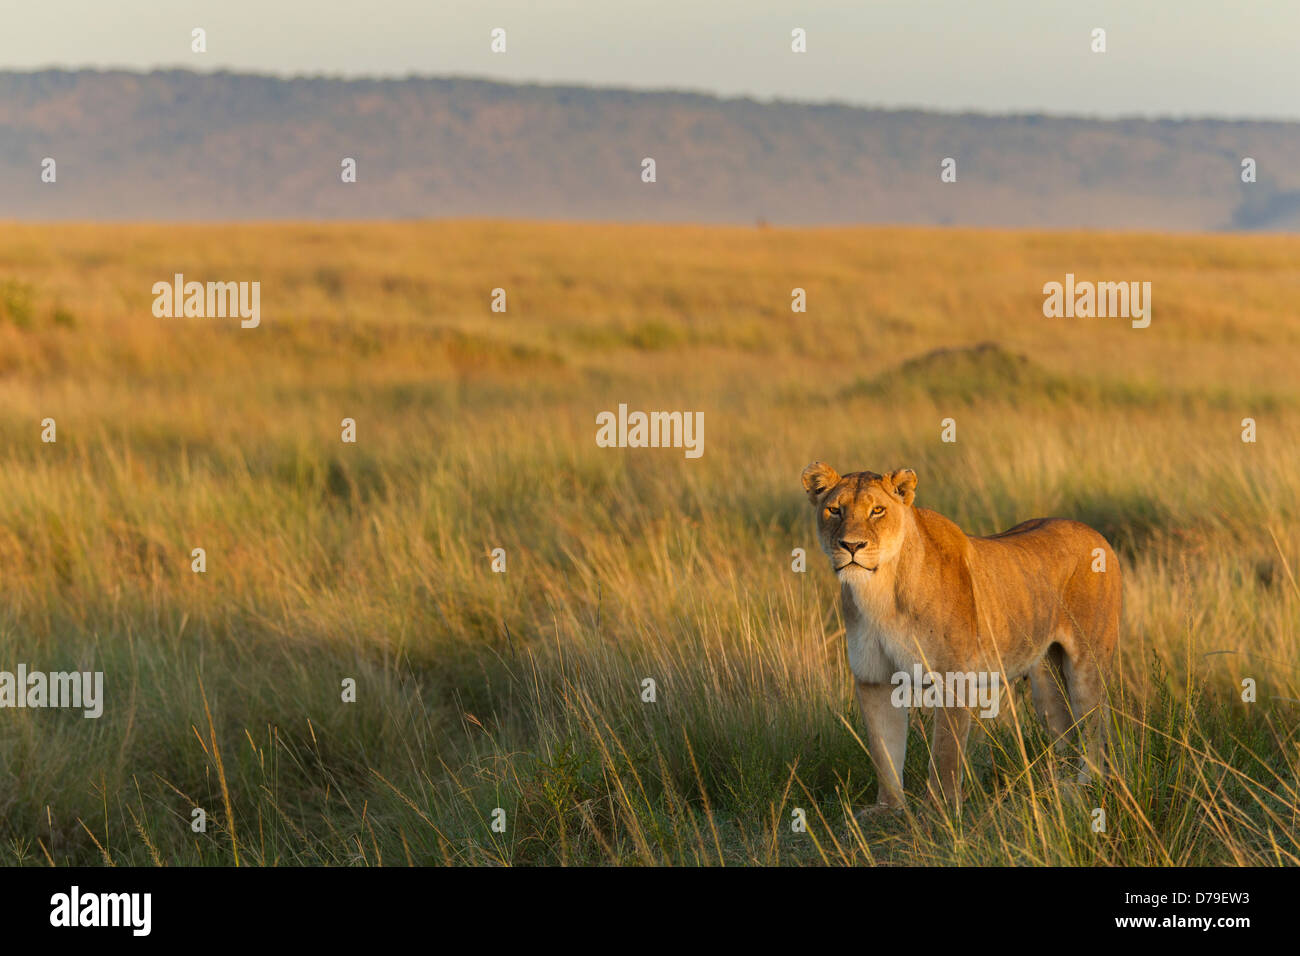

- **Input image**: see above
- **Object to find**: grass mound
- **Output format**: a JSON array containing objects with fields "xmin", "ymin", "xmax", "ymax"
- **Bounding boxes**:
[{"xmin": 846, "ymin": 341, "xmax": 1082, "ymax": 405}]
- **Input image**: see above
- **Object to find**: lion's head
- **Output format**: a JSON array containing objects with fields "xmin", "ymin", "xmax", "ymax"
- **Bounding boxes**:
[{"xmin": 800, "ymin": 462, "xmax": 918, "ymax": 581}]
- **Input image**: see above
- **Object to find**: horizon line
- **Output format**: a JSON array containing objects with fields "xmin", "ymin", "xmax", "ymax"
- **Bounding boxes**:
[
  {"xmin": 5, "ymin": 218, "xmax": 1300, "ymax": 240},
  {"xmin": 6, "ymin": 65, "xmax": 1300, "ymax": 128}
]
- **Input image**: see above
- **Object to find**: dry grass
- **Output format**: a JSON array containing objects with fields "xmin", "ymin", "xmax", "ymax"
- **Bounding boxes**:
[{"xmin": 0, "ymin": 220, "xmax": 1297, "ymax": 865}]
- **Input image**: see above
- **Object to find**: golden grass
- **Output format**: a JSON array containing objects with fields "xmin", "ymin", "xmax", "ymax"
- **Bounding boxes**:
[{"xmin": 0, "ymin": 220, "xmax": 1297, "ymax": 865}]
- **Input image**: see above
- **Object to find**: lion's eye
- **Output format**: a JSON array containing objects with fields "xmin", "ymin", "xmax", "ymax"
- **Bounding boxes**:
[
  {"xmin": 826, "ymin": 506, "xmax": 840, "ymax": 517},
  {"xmin": 870, "ymin": 505, "xmax": 885, "ymax": 516}
]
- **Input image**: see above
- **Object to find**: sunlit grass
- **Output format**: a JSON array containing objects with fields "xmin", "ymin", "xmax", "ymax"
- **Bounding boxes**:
[{"xmin": 0, "ymin": 221, "xmax": 1296, "ymax": 865}]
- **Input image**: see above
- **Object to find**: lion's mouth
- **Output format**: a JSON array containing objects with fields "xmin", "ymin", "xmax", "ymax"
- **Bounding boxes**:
[{"xmin": 836, "ymin": 560, "xmax": 879, "ymax": 573}]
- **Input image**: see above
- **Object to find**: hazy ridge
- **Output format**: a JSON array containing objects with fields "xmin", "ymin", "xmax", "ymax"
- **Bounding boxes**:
[{"xmin": 3, "ymin": 69, "xmax": 1300, "ymax": 228}]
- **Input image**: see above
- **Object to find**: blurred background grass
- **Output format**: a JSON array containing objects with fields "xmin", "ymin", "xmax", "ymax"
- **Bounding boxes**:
[{"xmin": 0, "ymin": 221, "xmax": 1297, "ymax": 865}]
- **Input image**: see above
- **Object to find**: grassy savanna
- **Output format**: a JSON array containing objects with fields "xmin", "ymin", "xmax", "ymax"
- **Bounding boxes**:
[{"xmin": 1, "ymin": 221, "xmax": 1299, "ymax": 866}]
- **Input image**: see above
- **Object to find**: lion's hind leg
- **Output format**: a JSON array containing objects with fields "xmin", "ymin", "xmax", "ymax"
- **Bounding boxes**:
[
  {"xmin": 1029, "ymin": 643, "xmax": 1075, "ymax": 745},
  {"xmin": 1061, "ymin": 649, "xmax": 1108, "ymax": 785}
]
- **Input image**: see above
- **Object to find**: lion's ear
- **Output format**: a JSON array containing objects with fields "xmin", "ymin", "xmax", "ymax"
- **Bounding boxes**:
[
  {"xmin": 801, "ymin": 462, "xmax": 840, "ymax": 503},
  {"xmin": 887, "ymin": 468, "xmax": 918, "ymax": 506}
]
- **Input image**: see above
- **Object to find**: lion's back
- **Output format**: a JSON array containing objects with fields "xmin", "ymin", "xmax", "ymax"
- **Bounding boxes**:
[
  {"xmin": 980, "ymin": 516, "xmax": 1121, "ymax": 654},
  {"xmin": 918, "ymin": 509, "xmax": 1121, "ymax": 664}
]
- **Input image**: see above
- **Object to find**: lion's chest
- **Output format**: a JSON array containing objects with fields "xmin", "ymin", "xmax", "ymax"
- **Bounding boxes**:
[{"xmin": 843, "ymin": 579, "xmax": 924, "ymax": 684}]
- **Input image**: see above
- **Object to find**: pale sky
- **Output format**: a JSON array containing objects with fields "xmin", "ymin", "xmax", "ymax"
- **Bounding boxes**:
[{"xmin": 3, "ymin": 0, "xmax": 1299, "ymax": 120}]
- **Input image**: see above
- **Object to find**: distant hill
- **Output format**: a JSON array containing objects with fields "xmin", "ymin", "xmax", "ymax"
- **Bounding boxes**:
[{"xmin": 3, "ymin": 69, "xmax": 1300, "ymax": 229}]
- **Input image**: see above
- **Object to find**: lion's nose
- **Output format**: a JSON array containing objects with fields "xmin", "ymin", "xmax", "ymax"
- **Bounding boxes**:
[{"xmin": 839, "ymin": 540, "xmax": 867, "ymax": 554}]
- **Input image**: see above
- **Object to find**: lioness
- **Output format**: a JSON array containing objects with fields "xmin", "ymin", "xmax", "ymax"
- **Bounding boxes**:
[{"xmin": 801, "ymin": 462, "xmax": 1120, "ymax": 812}]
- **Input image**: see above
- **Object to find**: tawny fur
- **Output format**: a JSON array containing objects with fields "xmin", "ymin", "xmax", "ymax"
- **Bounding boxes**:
[{"xmin": 801, "ymin": 462, "xmax": 1121, "ymax": 813}]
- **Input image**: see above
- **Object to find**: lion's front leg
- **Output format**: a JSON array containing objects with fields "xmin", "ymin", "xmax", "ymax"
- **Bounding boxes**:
[
  {"xmin": 926, "ymin": 706, "xmax": 972, "ymax": 811},
  {"xmin": 854, "ymin": 680, "xmax": 909, "ymax": 811}
]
